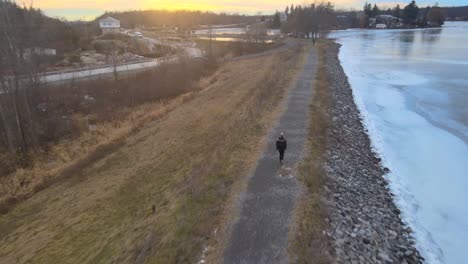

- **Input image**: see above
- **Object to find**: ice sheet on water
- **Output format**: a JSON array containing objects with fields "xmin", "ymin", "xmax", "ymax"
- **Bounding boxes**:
[{"xmin": 333, "ymin": 23, "xmax": 468, "ymax": 264}]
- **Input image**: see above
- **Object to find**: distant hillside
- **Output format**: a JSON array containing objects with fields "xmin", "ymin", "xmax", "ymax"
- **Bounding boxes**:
[
  {"xmin": 0, "ymin": 1, "xmax": 95, "ymax": 53},
  {"xmin": 95, "ymin": 10, "xmax": 259, "ymax": 30},
  {"xmin": 443, "ymin": 5, "xmax": 468, "ymax": 20}
]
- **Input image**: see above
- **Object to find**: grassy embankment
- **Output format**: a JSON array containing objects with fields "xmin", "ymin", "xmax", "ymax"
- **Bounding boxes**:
[
  {"xmin": 141, "ymin": 30, "xmax": 279, "ymax": 58},
  {"xmin": 0, "ymin": 58, "xmax": 215, "ymax": 213},
  {"xmin": 194, "ymin": 39, "xmax": 280, "ymax": 58},
  {"xmin": 0, "ymin": 42, "xmax": 308, "ymax": 263},
  {"xmin": 0, "ymin": 39, "xmax": 284, "ymax": 212},
  {"xmin": 289, "ymin": 40, "xmax": 333, "ymax": 263}
]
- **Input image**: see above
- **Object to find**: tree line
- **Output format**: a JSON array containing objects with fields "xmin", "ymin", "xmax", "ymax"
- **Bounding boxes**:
[
  {"xmin": 362, "ymin": 1, "xmax": 445, "ymax": 27},
  {"xmin": 95, "ymin": 10, "xmax": 259, "ymax": 31},
  {"xmin": 0, "ymin": 1, "xmax": 96, "ymax": 167},
  {"xmin": 1, "ymin": 0, "xmax": 51, "ymax": 165},
  {"xmin": 281, "ymin": 2, "xmax": 337, "ymax": 44},
  {"xmin": 443, "ymin": 5, "xmax": 468, "ymax": 21}
]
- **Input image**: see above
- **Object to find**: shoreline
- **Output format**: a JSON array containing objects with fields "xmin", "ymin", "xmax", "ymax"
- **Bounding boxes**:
[
  {"xmin": 335, "ymin": 24, "xmax": 444, "ymax": 31},
  {"xmin": 322, "ymin": 41, "xmax": 423, "ymax": 263}
]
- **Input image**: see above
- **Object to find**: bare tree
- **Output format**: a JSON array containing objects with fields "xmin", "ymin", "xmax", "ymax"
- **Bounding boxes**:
[
  {"xmin": 245, "ymin": 23, "xmax": 268, "ymax": 44},
  {"xmin": 313, "ymin": 2, "xmax": 336, "ymax": 45},
  {"xmin": 0, "ymin": 0, "xmax": 42, "ymax": 163},
  {"xmin": 102, "ymin": 41, "xmax": 121, "ymax": 80},
  {"xmin": 282, "ymin": 2, "xmax": 337, "ymax": 45},
  {"xmin": 208, "ymin": 23, "xmax": 214, "ymax": 58}
]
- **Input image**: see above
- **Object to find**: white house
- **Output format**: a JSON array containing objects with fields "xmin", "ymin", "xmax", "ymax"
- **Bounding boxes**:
[
  {"xmin": 99, "ymin": 16, "xmax": 120, "ymax": 34},
  {"xmin": 376, "ymin": 14, "xmax": 400, "ymax": 28},
  {"xmin": 279, "ymin": 12, "xmax": 288, "ymax": 22}
]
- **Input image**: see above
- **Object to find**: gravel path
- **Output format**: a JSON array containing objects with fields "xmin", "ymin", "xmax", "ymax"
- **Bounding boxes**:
[
  {"xmin": 323, "ymin": 42, "xmax": 424, "ymax": 264},
  {"xmin": 223, "ymin": 47, "xmax": 317, "ymax": 264}
]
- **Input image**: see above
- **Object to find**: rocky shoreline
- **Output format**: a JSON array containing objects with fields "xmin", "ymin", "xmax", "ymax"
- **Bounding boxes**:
[{"xmin": 322, "ymin": 42, "xmax": 424, "ymax": 264}]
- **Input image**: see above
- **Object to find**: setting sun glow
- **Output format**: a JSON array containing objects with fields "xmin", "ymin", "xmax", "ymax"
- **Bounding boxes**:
[{"xmin": 33, "ymin": 0, "xmax": 468, "ymax": 20}]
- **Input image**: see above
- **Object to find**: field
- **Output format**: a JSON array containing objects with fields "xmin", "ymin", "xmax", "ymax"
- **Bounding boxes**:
[{"xmin": 0, "ymin": 42, "xmax": 309, "ymax": 263}]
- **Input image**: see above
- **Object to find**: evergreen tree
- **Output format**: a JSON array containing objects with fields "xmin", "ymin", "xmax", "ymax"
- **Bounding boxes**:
[
  {"xmin": 272, "ymin": 12, "xmax": 281, "ymax": 29},
  {"xmin": 403, "ymin": 1, "xmax": 419, "ymax": 25},
  {"xmin": 363, "ymin": 2, "xmax": 372, "ymax": 17},
  {"xmin": 372, "ymin": 4, "xmax": 380, "ymax": 17},
  {"xmin": 393, "ymin": 4, "xmax": 402, "ymax": 17}
]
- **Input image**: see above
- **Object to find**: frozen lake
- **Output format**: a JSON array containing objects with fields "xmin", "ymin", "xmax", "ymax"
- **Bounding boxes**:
[
  {"xmin": 331, "ymin": 22, "xmax": 468, "ymax": 264},
  {"xmin": 193, "ymin": 27, "xmax": 280, "ymax": 36}
]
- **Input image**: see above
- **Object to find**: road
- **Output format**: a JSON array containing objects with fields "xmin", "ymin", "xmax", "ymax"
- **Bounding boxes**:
[
  {"xmin": 223, "ymin": 46, "xmax": 317, "ymax": 263},
  {"xmin": 40, "ymin": 32, "xmax": 202, "ymax": 84},
  {"xmin": 142, "ymin": 34, "xmax": 203, "ymax": 58},
  {"xmin": 41, "ymin": 57, "xmax": 171, "ymax": 84}
]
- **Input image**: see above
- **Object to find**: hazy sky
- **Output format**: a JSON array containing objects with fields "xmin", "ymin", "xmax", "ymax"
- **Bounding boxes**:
[{"xmin": 33, "ymin": 0, "xmax": 467, "ymax": 20}]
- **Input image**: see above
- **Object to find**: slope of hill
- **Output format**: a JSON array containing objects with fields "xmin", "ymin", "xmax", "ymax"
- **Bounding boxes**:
[{"xmin": 0, "ymin": 1, "xmax": 92, "ymax": 53}]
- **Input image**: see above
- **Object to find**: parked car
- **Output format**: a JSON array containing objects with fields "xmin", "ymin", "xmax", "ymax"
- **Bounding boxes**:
[
  {"xmin": 376, "ymin": 24, "xmax": 387, "ymax": 29},
  {"xmin": 135, "ymin": 32, "xmax": 143, "ymax": 38}
]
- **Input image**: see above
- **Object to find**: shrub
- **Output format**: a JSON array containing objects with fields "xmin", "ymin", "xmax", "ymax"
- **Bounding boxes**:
[{"xmin": 0, "ymin": 57, "xmax": 217, "ymax": 177}]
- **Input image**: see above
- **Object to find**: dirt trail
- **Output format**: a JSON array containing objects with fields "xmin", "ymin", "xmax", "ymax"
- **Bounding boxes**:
[{"xmin": 223, "ymin": 47, "xmax": 317, "ymax": 263}]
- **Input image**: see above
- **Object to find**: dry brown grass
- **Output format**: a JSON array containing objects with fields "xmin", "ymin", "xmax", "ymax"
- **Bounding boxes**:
[
  {"xmin": 288, "ymin": 39, "xmax": 334, "ymax": 264},
  {"xmin": 0, "ymin": 58, "xmax": 215, "ymax": 213},
  {"xmin": 0, "ymin": 43, "xmax": 308, "ymax": 264},
  {"xmin": 0, "ymin": 58, "xmax": 214, "ymax": 179},
  {"xmin": 194, "ymin": 38, "xmax": 280, "ymax": 58},
  {"xmin": 0, "ymin": 97, "xmax": 192, "ymax": 214}
]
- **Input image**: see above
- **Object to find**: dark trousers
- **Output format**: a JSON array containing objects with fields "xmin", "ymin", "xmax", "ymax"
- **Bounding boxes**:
[{"xmin": 278, "ymin": 149, "xmax": 285, "ymax": 161}]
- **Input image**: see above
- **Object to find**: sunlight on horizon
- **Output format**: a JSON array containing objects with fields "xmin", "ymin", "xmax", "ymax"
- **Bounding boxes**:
[
  {"xmin": 33, "ymin": 0, "xmax": 468, "ymax": 20},
  {"xmin": 37, "ymin": 0, "xmax": 327, "ymax": 14}
]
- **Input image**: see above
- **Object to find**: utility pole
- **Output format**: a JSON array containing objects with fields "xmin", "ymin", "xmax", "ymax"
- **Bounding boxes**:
[{"xmin": 208, "ymin": 23, "xmax": 213, "ymax": 58}]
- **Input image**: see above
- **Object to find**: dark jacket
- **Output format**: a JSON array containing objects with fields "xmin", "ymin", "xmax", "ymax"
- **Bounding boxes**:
[{"xmin": 276, "ymin": 136, "xmax": 287, "ymax": 151}]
